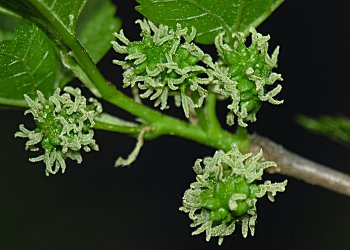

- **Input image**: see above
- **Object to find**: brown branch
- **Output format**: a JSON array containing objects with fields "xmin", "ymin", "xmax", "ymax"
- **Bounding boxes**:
[{"xmin": 250, "ymin": 134, "xmax": 350, "ymax": 197}]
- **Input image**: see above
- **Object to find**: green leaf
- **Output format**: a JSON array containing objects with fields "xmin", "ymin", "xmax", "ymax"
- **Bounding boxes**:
[
  {"xmin": 0, "ymin": 23, "xmax": 60, "ymax": 106},
  {"xmin": 297, "ymin": 115, "xmax": 350, "ymax": 148},
  {"xmin": 136, "ymin": 0, "xmax": 284, "ymax": 44},
  {"xmin": 0, "ymin": 0, "xmax": 120, "ymax": 105},
  {"xmin": 77, "ymin": 0, "xmax": 121, "ymax": 63}
]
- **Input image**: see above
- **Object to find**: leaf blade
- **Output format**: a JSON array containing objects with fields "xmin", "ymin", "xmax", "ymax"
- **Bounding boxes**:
[
  {"xmin": 76, "ymin": 0, "xmax": 121, "ymax": 63},
  {"xmin": 297, "ymin": 115, "xmax": 350, "ymax": 148},
  {"xmin": 0, "ymin": 23, "xmax": 59, "ymax": 106},
  {"xmin": 0, "ymin": 0, "xmax": 120, "ymax": 106},
  {"xmin": 136, "ymin": 0, "xmax": 284, "ymax": 44}
]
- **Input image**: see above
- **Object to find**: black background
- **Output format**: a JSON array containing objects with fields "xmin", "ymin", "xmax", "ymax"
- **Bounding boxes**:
[{"xmin": 1, "ymin": 0, "xmax": 350, "ymax": 249}]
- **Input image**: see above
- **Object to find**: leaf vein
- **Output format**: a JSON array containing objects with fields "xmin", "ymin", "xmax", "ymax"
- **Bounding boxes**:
[
  {"xmin": 164, "ymin": 13, "xmax": 208, "ymax": 21},
  {"xmin": 23, "ymin": 29, "xmax": 36, "ymax": 61},
  {"xmin": 7, "ymin": 60, "xmax": 19, "ymax": 67},
  {"xmin": 8, "ymin": 71, "xmax": 27, "ymax": 79},
  {"xmin": 232, "ymin": 0, "xmax": 246, "ymax": 32},
  {"xmin": 36, "ymin": 71, "xmax": 54, "ymax": 86},
  {"xmin": 183, "ymin": 0, "xmax": 232, "ymax": 35},
  {"xmin": 49, "ymin": 0, "xmax": 58, "ymax": 10},
  {"xmin": 31, "ymin": 51, "xmax": 49, "ymax": 76},
  {"xmin": 196, "ymin": 26, "xmax": 224, "ymax": 37}
]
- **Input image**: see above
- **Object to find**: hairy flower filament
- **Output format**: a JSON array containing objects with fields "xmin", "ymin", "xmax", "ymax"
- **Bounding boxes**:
[
  {"xmin": 214, "ymin": 28, "xmax": 283, "ymax": 127},
  {"xmin": 180, "ymin": 147, "xmax": 287, "ymax": 245},
  {"xmin": 112, "ymin": 19, "xmax": 215, "ymax": 117},
  {"xmin": 15, "ymin": 87, "xmax": 102, "ymax": 175}
]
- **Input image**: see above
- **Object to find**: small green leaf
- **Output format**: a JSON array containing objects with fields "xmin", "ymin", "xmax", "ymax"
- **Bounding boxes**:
[
  {"xmin": 297, "ymin": 115, "xmax": 350, "ymax": 147},
  {"xmin": 77, "ymin": 0, "xmax": 121, "ymax": 63},
  {"xmin": 0, "ymin": 23, "xmax": 59, "ymax": 106},
  {"xmin": 136, "ymin": 0, "xmax": 284, "ymax": 44}
]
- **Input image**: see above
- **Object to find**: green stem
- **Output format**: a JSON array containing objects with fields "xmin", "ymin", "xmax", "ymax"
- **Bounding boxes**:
[
  {"xmin": 206, "ymin": 91, "xmax": 221, "ymax": 134},
  {"xmin": 93, "ymin": 113, "xmax": 149, "ymax": 135},
  {"xmin": 27, "ymin": 0, "xmax": 249, "ymax": 152},
  {"xmin": 195, "ymin": 106, "xmax": 208, "ymax": 131},
  {"xmin": 94, "ymin": 121, "xmax": 146, "ymax": 135},
  {"xmin": 58, "ymin": 49, "xmax": 102, "ymax": 98},
  {"xmin": 195, "ymin": 91, "xmax": 221, "ymax": 135}
]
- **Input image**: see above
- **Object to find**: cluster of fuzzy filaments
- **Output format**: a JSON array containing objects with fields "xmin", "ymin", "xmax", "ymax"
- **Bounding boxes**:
[
  {"xmin": 15, "ymin": 87, "xmax": 102, "ymax": 176},
  {"xmin": 180, "ymin": 146, "xmax": 287, "ymax": 245},
  {"xmin": 213, "ymin": 27, "xmax": 283, "ymax": 127},
  {"xmin": 112, "ymin": 19, "xmax": 215, "ymax": 118}
]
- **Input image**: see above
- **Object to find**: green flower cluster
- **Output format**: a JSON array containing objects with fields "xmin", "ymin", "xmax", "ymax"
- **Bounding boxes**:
[
  {"xmin": 214, "ymin": 28, "xmax": 283, "ymax": 127},
  {"xmin": 15, "ymin": 87, "xmax": 102, "ymax": 176},
  {"xmin": 180, "ymin": 146, "xmax": 287, "ymax": 245},
  {"xmin": 112, "ymin": 19, "xmax": 214, "ymax": 118}
]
